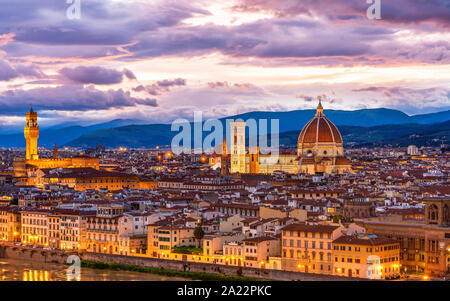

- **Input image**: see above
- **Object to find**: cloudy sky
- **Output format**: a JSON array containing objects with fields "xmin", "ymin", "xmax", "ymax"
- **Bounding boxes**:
[{"xmin": 0, "ymin": 0, "xmax": 449, "ymax": 128}]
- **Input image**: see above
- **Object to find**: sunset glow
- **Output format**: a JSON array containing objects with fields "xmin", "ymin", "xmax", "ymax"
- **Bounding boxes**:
[{"xmin": 0, "ymin": 0, "xmax": 448, "ymax": 128}]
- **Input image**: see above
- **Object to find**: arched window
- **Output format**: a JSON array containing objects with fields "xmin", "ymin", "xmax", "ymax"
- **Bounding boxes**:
[
  {"xmin": 443, "ymin": 204, "xmax": 449, "ymax": 225},
  {"xmin": 428, "ymin": 204, "xmax": 439, "ymax": 223}
]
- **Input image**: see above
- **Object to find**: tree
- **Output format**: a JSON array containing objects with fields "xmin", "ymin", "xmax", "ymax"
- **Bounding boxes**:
[
  {"xmin": 9, "ymin": 198, "xmax": 18, "ymax": 205},
  {"xmin": 194, "ymin": 224, "xmax": 205, "ymax": 248}
]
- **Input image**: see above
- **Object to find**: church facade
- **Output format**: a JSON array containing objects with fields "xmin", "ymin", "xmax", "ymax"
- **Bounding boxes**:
[
  {"xmin": 13, "ymin": 106, "xmax": 100, "ymax": 179},
  {"xmin": 226, "ymin": 100, "xmax": 352, "ymax": 175}
]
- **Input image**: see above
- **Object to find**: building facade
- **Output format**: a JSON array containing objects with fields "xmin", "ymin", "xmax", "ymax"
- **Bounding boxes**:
[
  {"xmin": 357, "ymin": 197, "xmax": 450, "ymax": 276},
  {"xmin": 332, "ymin": 235, "xmax": 401, "ymax": 279},
  {"xmin": 14, "ymin": 106, "xmax": 100, "ymax": 178},
  {"xmin": 281, "ymin": 223, "xmax": 344, "ymax": 274},
  {"xmin": 228, "ymin": 100, "xmax": 352, "ymax": 175}
]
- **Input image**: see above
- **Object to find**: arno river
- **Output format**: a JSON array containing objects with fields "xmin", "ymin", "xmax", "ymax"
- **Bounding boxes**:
[{"xmin": 0, "ymin": 258, "xmax": 187, "ymax": 281}]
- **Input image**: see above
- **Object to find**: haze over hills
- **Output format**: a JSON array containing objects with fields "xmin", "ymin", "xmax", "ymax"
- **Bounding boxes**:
[
  {"xmin": 1, "ymin": 108, "xmax": 449, "ymax": 148},
  {"xmin": 66, "ymin": 120, "xmax": 450, "ymax": 148},
  {"xmin": 0, "ymin": 119, "xmax": 146, "ymax": 147},
  {"xmin": 277, "ymin": 120, "xmax": 450, "ymax": 148},
  {"xmin": 67, "ymin": 109, "xmax": 450, "ymax": 148}
]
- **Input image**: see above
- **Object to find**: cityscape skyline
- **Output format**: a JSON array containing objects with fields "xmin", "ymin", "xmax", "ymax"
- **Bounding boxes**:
[
  {"xmin": 0, "ymin": 0, "xmax": 449, "ymax": 285},
  {"xmin": 0, "ymin": 0, "xmax": 449, "ymax": 128}
]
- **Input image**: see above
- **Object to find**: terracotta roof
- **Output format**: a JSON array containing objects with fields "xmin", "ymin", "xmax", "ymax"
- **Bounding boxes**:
[
  {"xmin": 282, "ymin": 223, "xmax": 340, "ymax": 233},
  {"xmin": 333, "ymin": 235, "xmax": 399, "ymax": 246},
  {"xmin": 335, "ymin": 157, "xmax": 351, "ymax": 165},
  {"xmin": 243, "ymin": 236, "xmax": 278, "ymax": 243},
  {"xmin": 298, "ymin": 113, "xmax": 342, "ymax": 144}
]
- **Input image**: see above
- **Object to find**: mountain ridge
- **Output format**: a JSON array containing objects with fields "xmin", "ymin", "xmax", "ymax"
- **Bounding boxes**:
[
  {"xmin": 1, "ymin": 108, "xmax": 449, "ymax": 148},
  {"xmin": 67, "ymin": 120, "xmax": 450, "ymax": 148}
]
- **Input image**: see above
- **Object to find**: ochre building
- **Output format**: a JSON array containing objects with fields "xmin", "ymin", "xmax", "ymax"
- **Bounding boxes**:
[{"xmin": 357, "ymin": 197, "xmax": 450, "ymax": 276}]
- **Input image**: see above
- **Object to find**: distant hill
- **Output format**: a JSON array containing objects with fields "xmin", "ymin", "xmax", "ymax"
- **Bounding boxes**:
[
  {"xmin": 67, "ymin": 124, "xmax": 173, "ymax": 148},
  {"xmin": 276, "ymin": 121, "xmax": 450, "ymax": 147},
  {"xmin": 0, "ymin": 119, "xmax": 146, "ymax": 147},
  {"xmin": 1, "ymin": 108, "xmax": 449, "ymax": 148},
  {"xmin": 67, "ymin": 120, "xmax": 450, "ymax": 148},
  {"xmin": 228, "ymin": 108, "xmax": 450, "ymax": 133}
]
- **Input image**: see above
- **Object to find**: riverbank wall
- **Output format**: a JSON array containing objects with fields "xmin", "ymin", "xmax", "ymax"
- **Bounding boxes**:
[
  {"xmin": 80, "ymin": 252, "xmax": 360, "ymax": 281},
  {"xmin": 0, "ymin": 243, "xmax": 364, "ymax": 281},
  {"xmin": 0, "ymin": 243, "xmax": 74, "ymax": 264}
]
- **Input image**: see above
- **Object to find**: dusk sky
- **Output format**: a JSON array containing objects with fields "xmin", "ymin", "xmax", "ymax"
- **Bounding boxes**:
[{"xmin": 0, "ymin": 0, "xmax": 449, "ymax": 128}]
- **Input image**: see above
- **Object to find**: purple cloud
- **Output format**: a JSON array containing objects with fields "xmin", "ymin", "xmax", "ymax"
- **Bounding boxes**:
[
  {"xmin": 0, "ymin": 60, "xmax": 45, "ymax": 81},
  {"xmin": 133, "ymin": 78, "xmax": 186, "ymax": 95},
  {"xmin": 59, "ymin": 66, "xmax": 137, "ymax": 85},
  {"xmin": 0, "ymin": 85, "xmax": 158, "ymax": 114},
  {"xmin": 232, "ymin": 0, "xmax": 450, "ymax": 26}
]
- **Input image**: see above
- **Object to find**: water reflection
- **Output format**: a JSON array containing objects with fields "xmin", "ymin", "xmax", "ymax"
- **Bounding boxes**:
[{"xmin": 0, "ymin": 258, "xmax": 187, "ymax": 281}]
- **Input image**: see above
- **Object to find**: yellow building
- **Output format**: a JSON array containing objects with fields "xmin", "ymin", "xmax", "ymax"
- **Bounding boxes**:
[
  {"xmin": 33, "ymin": 167, "xmax": 140, "ymax": 191},
  {"xmin": 332, "ymin": 235, "xmax": 401, "ymax": 279},
  {"xmin": 147, "ymin": 223, "xmax": 195, "ymax": 258},
  {"xmin": 222, "ymin": 241, "xmax": 244, "ymax": 266},
  {"xmin": 243, "ymin": 236, "xmax": 281, "ymax": 269},
  {"xmin": 85, "ymin": 205, "xmax": 123, "ymax": 254},
  {"xmin": 281, "ymin": 223, "xmax": 344, "ymax": 274},
  {"xmin": 20, "ymin": 209, "xmax": 52, "ymax": 247},
  {"xmin": 14, "ymin": 106, "xmax": 100, "ymax": 178},
  {"xmin": 357, "ymin": 197, "xmax": 450, "ymax": 276},
  {"xmin": 228, "ymin": 99, "xmax": 352, "ymax": 175},
  {"xmin": 59, "ymin": 211, "xmax": 89, "ymax": 251},
  {"xmin": 48, "ymin": 214, "xmax": 60, "ymax": 249},
  {"xmin": 0, "ymin": 206, "xmax": 21, "ymax": 242},
  {"xmin": 139, "ymin": 180, "xmax": 158, "ymax": 190},
  {"xmin": 259, "ymin": 206, "xmax": 307, "ymax": 222}
]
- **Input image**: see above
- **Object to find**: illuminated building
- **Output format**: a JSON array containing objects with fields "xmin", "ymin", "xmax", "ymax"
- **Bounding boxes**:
[
  {"xmin": 59, "ymin": 211, "xmax": 89, "ymax": 251},
  {"xmin": 0, "ymin": 206, "xmax": 21, "ymax": 242},
  {"xmin": 33, "ymin": 167, "xmax": 140, "ymax": 191},
  {"xmin": 48, "ymin": 214, "xmax": 60, "ymax": 249},
  {"xmin": 220, "ymin": 136, "xmax": 230, "ymax": 176},
  {"xmin": 243, "ymin": 236, "xmax": 281, "ymax": 269},
  {"xmin": 357, "ymin": 197, "xmax": 450, "ymax": 276},
  {"xmin": 85, "ymin": 205, "xmax": 123, "ymax": 254},
  {"xmin": 147, "ymin": 223, "xmax": 195, "ymax": 258},
  {"xmin": 230, "ymin": 121, "xmax": 247, "ymax": 174},
  {"xmin": 228, "ymin": 99, "xmax": 352, "ymax": 175},
  {"xmin": 407, "ymin": 145, "xmax": 420, "ymax": 156},
  {"xmin": 222, "ymin": 242, "xmax": 244, "ymax": 266},
  {"xmin": 20, "ymin": 209, "xmax": 52, "ymax": 247},
  {"xmin": 13, "ymin": 106, "xmax": 100, "ymax": 179},
  {"xmin": 281, "ymin": 223, "xmax": 344, "ymax": 274},
  {"xmin": 297, "ymin": 99, "xmax": 352, "ymax": 174},
  {"xmin": 24, "ymin": 104, "xmax": 39, "ymax": 160},
  {"xmin": 332, "ymin": 234, "xmax": 400, "ymax": 279}
]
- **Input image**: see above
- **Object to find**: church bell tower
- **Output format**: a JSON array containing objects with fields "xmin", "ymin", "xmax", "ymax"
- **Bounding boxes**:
[{"xmin": 24, "ymin": 104, "xmax": 39, "ymax": 160}]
